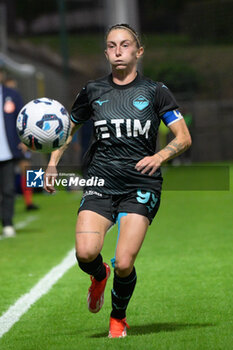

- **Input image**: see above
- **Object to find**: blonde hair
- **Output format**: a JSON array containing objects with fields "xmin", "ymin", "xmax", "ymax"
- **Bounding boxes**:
[{"xmin": 105, "ymin": 23, "xmax": 141, "ymax": 49}]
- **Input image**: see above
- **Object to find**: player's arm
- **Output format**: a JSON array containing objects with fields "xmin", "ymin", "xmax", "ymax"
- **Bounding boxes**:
[
  {"xmin": 44, "ymin": 85, "xmax": 91, "ymax": 192},
  {"xmin": 158, "ymin": 118, "xmax": 191, "ymax": 161},
  {"xmin": 44, "ymin": 121, "xmax": 80, "ymax": 193},
  {"xmin": 48, "ymin": 121, "xmax": 79, "ymax": 166},
  {"xmin": 135, "ymin": 117, "xmax": 192, "ymax": 176}
]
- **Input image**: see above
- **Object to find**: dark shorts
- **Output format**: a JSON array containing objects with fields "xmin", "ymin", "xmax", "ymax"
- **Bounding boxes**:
[{"xmin": 78, "ymin": 189, "xmax": 161, "ymax": 225}]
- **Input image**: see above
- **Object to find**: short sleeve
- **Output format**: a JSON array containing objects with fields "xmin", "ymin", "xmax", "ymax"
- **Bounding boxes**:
[
  {"xmin": 154, "ymin": 82, "xmax": 179, "ymax": 116},
  {"xmin": 70, "ymin": 86, "xmax": 92, "ymax": 125}
]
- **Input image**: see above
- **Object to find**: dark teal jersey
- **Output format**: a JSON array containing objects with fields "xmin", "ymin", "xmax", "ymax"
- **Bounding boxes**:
[{"xmin": 71, "ymin": 73, "xmax": 179, "ymax": 194}]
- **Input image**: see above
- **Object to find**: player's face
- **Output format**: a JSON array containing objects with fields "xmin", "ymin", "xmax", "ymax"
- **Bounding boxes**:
[{"xmin": 105, "ymin": 29, "xmax": 143, "ymax": 70}]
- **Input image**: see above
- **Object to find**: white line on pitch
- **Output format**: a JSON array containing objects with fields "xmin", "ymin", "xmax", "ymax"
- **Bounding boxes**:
[
  {"xmin": 15, "ymin": 215, "xmax": 38, "ymax": 230},
  {"xmin": 0, "ymin": 248, "xmax": 76, "ymax": 338}
]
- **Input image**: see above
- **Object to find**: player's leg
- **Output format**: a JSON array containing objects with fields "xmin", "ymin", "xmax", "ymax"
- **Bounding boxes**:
[
  {"xmin": 19, "ymin": 159, "xmax": 39, "ymax": 210},
  {"xmin": 1, "ymin": 160, "xmax": 16, "ymax": 237},
  {"xmin": 76, "ymin": 191, "xmax": 114, "ymax": 263},
  {"xmin": 109, "ymin": 191, "xmax": 161, "ymax": 337},
  {"xmin": 115, "ymin": 213, "xmax": 149, "ymax": 276},
  {"xmin": 75, "ymin": 209, "xmax": 111, "ymax": 262},
  {"xmin": 75, "ymin": 209, "xmax": 112, "ymax": 313},
  {"xmin": 110, "ymin": 214, "xmax": 148, "ymax": 328},
  {"xmin": 109, "ymin": 214, "xmax": 149, "ymax": 337}
]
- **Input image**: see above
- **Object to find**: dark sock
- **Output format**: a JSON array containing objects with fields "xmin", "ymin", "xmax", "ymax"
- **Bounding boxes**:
[
  {"xmin": 111, "ymin": 266, "xmax": 137, "ymax": 319},
  {"xmin": 76, "ymin": 253, "xmax": 106, "ymax": 281}
]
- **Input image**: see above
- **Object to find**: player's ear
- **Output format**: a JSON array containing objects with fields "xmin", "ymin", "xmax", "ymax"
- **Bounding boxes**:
[
  {"xmin": 104, "ymin": 49, "xmax": 109, "ymax": 61},
  {"xmin": 136, "ymin": 46, "xmax": 144, "ymax": 59}
]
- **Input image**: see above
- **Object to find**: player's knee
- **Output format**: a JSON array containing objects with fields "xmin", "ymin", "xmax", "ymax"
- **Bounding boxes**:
[
  {"xmin": 75, "ymin": 237, "xmax": 100, "ymax": 262},
  {"xmin": 115, "ymin": 257, "xmax": 133, "ymax": 277},
  {"xmin": 75, "ymin": 246, "xmax": 97, "ymax": 262}
]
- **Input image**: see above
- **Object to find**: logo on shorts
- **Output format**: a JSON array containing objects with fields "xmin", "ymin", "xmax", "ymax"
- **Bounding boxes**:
[
  {"xmin": 83, "ymin": 190, "xmax": 103, "ymax": 197},
  {"xmin": 133, "ymin": 96, "xmax": 149, "ymax": 111},
  {"xmin": 26, "ymin": 168, "xmax": 44, "ymax": 187}
]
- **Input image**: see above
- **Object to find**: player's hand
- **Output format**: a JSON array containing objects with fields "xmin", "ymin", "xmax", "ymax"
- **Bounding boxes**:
[
  {"xmin": 43, "ymin": 165, "xmax": 58, "ymax": 193},
  {"xmin": 135, "ymin": 154, "xmax": 164, "ymax": 176}
]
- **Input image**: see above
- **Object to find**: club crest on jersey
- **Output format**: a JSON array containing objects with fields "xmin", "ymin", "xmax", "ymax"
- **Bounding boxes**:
[{"xmin": 133, "ymin": 95, "xmax": 149, "ymax": 111}]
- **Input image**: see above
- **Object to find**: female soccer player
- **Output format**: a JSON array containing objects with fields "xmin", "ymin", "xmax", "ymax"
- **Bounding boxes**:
[{"xmin": 44, "ymin": 24, "xmax": 191, "ymax": 338}]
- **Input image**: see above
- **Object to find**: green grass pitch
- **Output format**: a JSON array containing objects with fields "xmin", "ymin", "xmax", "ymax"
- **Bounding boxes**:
[{"xmin": 0, "ymin": 164, "xmax": 232, "ymax": 350}]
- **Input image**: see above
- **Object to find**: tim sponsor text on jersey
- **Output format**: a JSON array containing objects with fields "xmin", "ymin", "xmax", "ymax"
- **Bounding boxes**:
[{"xmin": 94, "ymin": 119, "xmax": 151, "ymax": 139}]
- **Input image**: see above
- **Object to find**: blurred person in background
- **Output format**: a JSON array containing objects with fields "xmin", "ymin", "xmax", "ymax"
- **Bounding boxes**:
[
  {"xmin": 4, "ymin": 75, "xmax": 39, "ymax": 211},
  {"xmin": 0, "ymin": 69, "xmax": 33, "ymax": 238},
  {"xmin": 44, "ymin": 24, "xmax": 191, "ymax": 338}
]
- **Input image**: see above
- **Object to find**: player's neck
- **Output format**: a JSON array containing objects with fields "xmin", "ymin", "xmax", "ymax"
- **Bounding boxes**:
[{"xmin": 111, "ymin": 67, "xmax": 137, "ymax": 86}]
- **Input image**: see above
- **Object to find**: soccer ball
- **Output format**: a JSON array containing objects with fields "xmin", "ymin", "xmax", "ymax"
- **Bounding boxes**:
[{"xmin": 16, "ymin": 97, "xmax": 71, "ymax": 153}]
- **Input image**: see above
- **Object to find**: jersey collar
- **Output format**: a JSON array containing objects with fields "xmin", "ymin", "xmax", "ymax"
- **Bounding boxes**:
[{"xmin": 108, "ymin": 72, "xmax": 141, "ymax": 89}]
